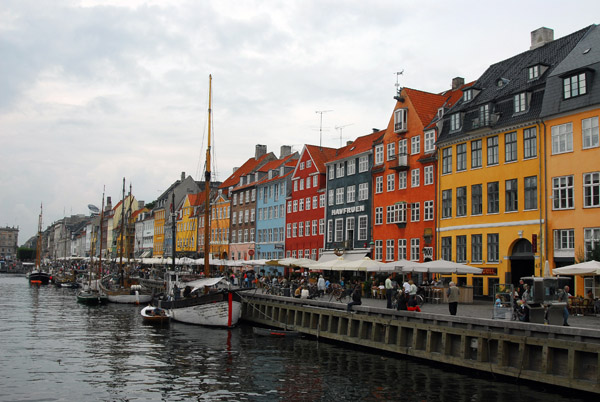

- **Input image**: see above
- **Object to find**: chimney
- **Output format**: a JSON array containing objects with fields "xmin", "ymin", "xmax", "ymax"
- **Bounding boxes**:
[
  {"xmin": 452, "ymin": 77, "xmax": 465, "ymax": 90},
  {"xmin": 106, "ymin": 197, "xmax": 112, "ymax": 211},
  {"xmin": 346, "ymin": 140, "xmax": 353, "ymax": 146},
  {"xmin": 255, "ymin": 144, "xmax": 267, "ymax": 160},
  {"xmin": 138, "ymin": 200, "xmax": 145, "ymax": 209},
  {"xmin": 530, "ymin": 27, "xmax": 554, "ymax": 50},
  {"xmin": 280, "ymin": 145, "xmax": 291, "ymax": 158},
  {"xmin": 372, "ymin": 128, "xmax": 379, "ymax": 133},
  {"xmin": 181, "ymin": 171, "xmax": 185, "ymax": 181}
]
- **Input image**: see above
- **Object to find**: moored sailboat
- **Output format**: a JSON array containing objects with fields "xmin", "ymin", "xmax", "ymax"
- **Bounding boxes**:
[
  {"xmin": 28, "ymin": 204, "xmax": 51, "ymax": 285},
  {"xmin": 152, "ymin": 75, "xmax": 244, "ymax": 327}
]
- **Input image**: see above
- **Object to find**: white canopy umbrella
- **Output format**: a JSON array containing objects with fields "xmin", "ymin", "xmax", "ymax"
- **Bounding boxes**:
[
  {"xmin": 404, "ymin": 259, "xmax": 483, "ymax": 274},
  {"xmin": 553, "ymin": 260, "xmax": 600, "ymax": 275},
  {"xmin": 382, "ymin": 259, "xmax": 422, "ymax": 272}
]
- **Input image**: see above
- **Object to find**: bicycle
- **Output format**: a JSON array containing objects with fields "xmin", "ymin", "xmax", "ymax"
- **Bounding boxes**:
[{"xmin": 329, "ymin": 284, "xmax": 348, "ymax": 302}]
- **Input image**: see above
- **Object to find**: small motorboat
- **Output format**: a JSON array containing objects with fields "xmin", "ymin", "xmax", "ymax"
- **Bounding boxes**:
[
  {"xmin": 77, "ymin": 290, "xmax": 108, "ymax": 305},
  {"xmin": 253, "ymin": 327, "xmax": 300, "ymax": 337},
  {"xmin": 141, "ymin": 305, "xmax": 171, "ymax": 324}
]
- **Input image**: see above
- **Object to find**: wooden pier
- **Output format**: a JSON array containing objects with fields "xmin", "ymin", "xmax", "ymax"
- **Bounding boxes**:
[{"xmin": 241, "ymin": 293, "xmax": 600, "ymax": 394}]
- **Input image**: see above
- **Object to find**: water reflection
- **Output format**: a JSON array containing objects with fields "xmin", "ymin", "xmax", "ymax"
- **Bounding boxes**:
[{"xmin": 0, "ymin": 276, "xmax": 591, "ymax": 402}]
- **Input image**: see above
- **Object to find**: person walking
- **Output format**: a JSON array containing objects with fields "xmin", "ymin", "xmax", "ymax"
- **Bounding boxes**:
[
  {"xmin": 317, "ymin": 275, "xmax": 326, "ymax": 297},
  {"xmin": 447, "ymin": 281, "xmax": 460, "ymax": 316},
  {"xmin": 385, "ymin": 274, "xmax": 394, "ymax": 308},
  {"xmin": 558, "ymin": 285, "xmax": 571, "ymax": 326}
]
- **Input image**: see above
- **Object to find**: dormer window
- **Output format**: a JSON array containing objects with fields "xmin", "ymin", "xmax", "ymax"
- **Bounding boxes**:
[
  {"xmin": 463, "ymin": 89, "xmax": 472, "ymax": 102},
  {"xmin": 496, "ymin": 78, "xmax": 510, "ymax": 88},
  {"xmin": 437, "ymin": 107, "xmax": 444, "ymax": 119},
  {"xmin": 394, "ymin": 108, "xmax": 408, "ymax": 133},
  {"xmin": 564, "ymin": 72, "xmax": 587, "ymax": 99},
  {"xmin": 528, "ymin": 65, "xmax": 540, "ymax": 80},
  {"xmin": 450, "ymin": 113, "xmax": 462, "ymax": 132},
  {"xmin": 280, "ymin": 166, "xmax": 284, "ymax": 176},
  {"xmin": 300, "ymin": 162, "xmax": 305, "ymax": 170},
  {"xmin": 514, "ymin": 92, "xmax": 529, "ymax": 113},
  {"xmin": 479, "ymin": 104, "xmax": 490, "ymax": 126}
]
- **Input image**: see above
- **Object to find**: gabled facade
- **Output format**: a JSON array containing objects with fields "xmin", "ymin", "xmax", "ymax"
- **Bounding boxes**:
[
  {"xmin": 324, "ymin": 131, "xmax": 383, "ymax": 258},
  {"xmin": 256, "ymin": 153, "xmax": 298, "ymax": 262},
  {"xmin": 372, "ymin": 83, "xmax": 467, "ymax": 265},
  {"xmin": 540, "ymin": 25, "xmax": 600, "ymax": 295},
  {"xmin": 435, "ymin": 26, "xmax": 589, "ymax": 296},
  {"xmin": 176, "ymin": 192, "xmax": 204, "ymax": 257},
  {"xmin": 285, "ymin": 145, "xmax": 338, "ymax": 260},
  {"xmin": 209, "ymin": 190, "xmax": 231, "ymax": 259}
]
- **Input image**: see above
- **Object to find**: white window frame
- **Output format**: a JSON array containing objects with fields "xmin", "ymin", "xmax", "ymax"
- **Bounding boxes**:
[
  {"xmin": 375, "ymin": 144, "xmax": 384, "ymax": 165},
  {"xmin": 551, "ymin": 122, "xmax": 573, "ymax": 154},
  {"xmin": 582, "ymin": 117, "xmax": 599, "ymax": 149},
  {"xmin": 394, "ymin": 108, "xmax": 408, "ymax": 133}
]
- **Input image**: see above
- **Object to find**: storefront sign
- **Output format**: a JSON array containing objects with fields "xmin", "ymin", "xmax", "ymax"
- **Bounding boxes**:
[
  {"xmin": 481, "ymin": 268, "xmax": 497, "ymax": 275},
  {"xmin": 331, "ymin": 204, "xmax": 365, "ymax": 216}
]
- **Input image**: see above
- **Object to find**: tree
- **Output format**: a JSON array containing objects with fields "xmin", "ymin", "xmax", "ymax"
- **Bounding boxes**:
[{"xmin": 17, "ymin": 247, "xmax": 35, "ymax": 261}]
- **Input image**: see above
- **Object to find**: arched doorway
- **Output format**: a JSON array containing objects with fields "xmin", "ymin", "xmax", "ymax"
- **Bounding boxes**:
[{"xmin": 509, "ymin": 239, "xmax": 535, "ymax": 286}]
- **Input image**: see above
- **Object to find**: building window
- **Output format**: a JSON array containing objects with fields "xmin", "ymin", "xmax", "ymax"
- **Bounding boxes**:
[
  {"xmin": 528, "ymin": 65, "xmax": 540, "ymax": 80},
  {"xmin": 298, "ymin": 222, "xmax": 303, "ymax": 237},
  {"xmin": 394, "ymin": 108, "xmax": 408, "ymax": 132},
  {"xmin": 306, "ymin": 160, "xmax": 312, "ymax": 168},
  {"xmin": 313, "ymin": 196, "xmax": 318, "ymax": 209},
  {"xmin": 456, "ymin": 143, "xmax": 466, "ymax": 171},
  {"xmin": 411, "ymin": 202, "xmax": 420, "ymax": 222},
  {"xmin": 551, "ymin": 123, "xmax": 573, "ymax": 154},
  {"xmin": 524, "ymin": 176, "xmax": 538, "ymax": 210},
  {"xmin": 336, "ymin": 163, "xmax": 345, "ymax": 178},
  {"xmin": 319, "ymin": 219, "xmax": 324, "ymax": 235},
  {"xmin": 584, "ymin": 172, "xmax": 600, "ymax": 208},
  {"xmin": 424, "ymin": 131, "xmax": 435, "ymax": 153},
  {"xmin": 328, "ymin": 165, "xmax": 335, "ymax": 180},
  {"xmin": 442, "ymin": 189, "xmax": 452, "ymax": 218},
  {"xmin": 505, "ymin": 132, "xmax": 517, "ymax": 162},
  {"xmin": 554, "ymin": 229, "xmax": 574, "ymax": 252},
  {"xmin": 375, "ymin": 207, "xmax": 383, "ymax": 225},
  {"xmin": 375, "ymin": 176, "xmax": 383, "ymax": 194},
  {"xmin": 456, "ymin": 186, "xmax": 467, "ymax": 217},
  {"xmin": 346, "ymin": 185, "xmax": 356, "ymax": 203},
  {"xmin": 358, "ymin": 183, "xmax": 368, "ymax": 201},
  {"xmin": 505, "ymin": 179, "xmax": 518, "ymax": 212},
  {"xmin": 584, "ymin": 228, "xmax": 600, "ymax": 259},
  {"xmin": 347, "ymin": 159, "xmax": 356, "ymax": 175},
  {"xmin": 287, "ymin": 201, "xmax": 292, "ymax": 214},
  {"xmin": 523, "ymin": 127, "xmax": 537, "ymax": 159},
  {"xmin": 441, "ymin": 237, "xmax": 452, "ymax": 261},
  {"xmin": 410, "ymin": 238, "xmax": 420, "ymax": 261},
  {"xmin": 472, "ymin": 184, "xmax": 482, "ymax": 215},
  {"xmin": 487, "ymin": 233, "xmax": 499, "ymax": 262},
  {"xmin": 335, "ymin": 187, "xmax": 344, "ymax": 205},
  {"xmin": 326, "ymin": 220, "xmax": 332, "ymax": 243},
  {"xmin": 442, "ymin": 147, "xmax": 452, "ymax": 174},
  {"xmin": 292, "ymin": 223, "xmax": 297, "ymax": 238},
  {"xmin": 563, "ymin": 73, "xmax": 587, "ymax": 99},
  {"xmin": 358, "ymin": 155, "xmax": 368, "ymax": 172},
  {"xmin": 386, "ymin": 239, "xmax": 394, "ymax": 261},
  {"xmin": 456, "ymin": 235, "xmax": 467, "ymax": 263},
  {"xmin": 387, "ymin": 142, "xmax": 396, "ymax": 160},
  {"xmin": 479, "ymin": 104, "xmax": 490, "ymax": 126},
  {"xmin": 374, "ymin": 240, "xmax": 383, "ymax": 261},
  {"xmin": 398, "ymin": 171, "xmax": 407, "ymax": 189},
  {"xmin": 424, "ymin": 200, "xmax": 434, "ymax": 221},
  {"xmin": 312, "ymin": 220, "xmax": 318, "ymax": 236},
  {"xmin": 387, "ymin": 174, "xmax": 395, "ymax": 192},
  {"xmin": 553, "ymin": 176, "xmax": 574, "ymax": 210},
  {"xmin": 334, "ymin": 219, "xmax": 343, "ymax": 242},
  {"xmin": 514, "ymin": 92, "xmax": 527, "ymax": 113},
  {"xmin": 299, "ymin": 199, "xmax": 304, "ymax": 211},
  {"xmin": 450, "ymin": 113, "xmax": 461, "ymax": 131},
  {"xmin": 327, "ymin": 190, "xmax": 333, "ymax": 206},
  {"xmin": 320, "ymin": 194, "xmax": 325, "ymax": 208},
  {"xmin": 424, "ymin": 165, "xmax": 433, "ymax": 185},
  {"xmin": 387, "ymin": 203, "xmax": 407, "ymax": 224},
  {"xmin": 398, "ymin": 139, "xmax": 407, "ymax": 156},
  {"xmin": 582, "ymin": 117, "xmax": 599, "ymax": 149},
  {"xmin": 411, "ymin": 168, "xmax": 420, "ymax": 188},
  {"xmin": 463, "ymin": 89, "xmax": 472, "ymax": 102},
  {"xmin": 358, "ymin": 216, "xmax": 368, "ymax": 240},
  {"xmin": 487, "ymin": 182, "xmax": 499, "ymax": 214},
  {"xmin": 375, "ymin": 144, "xmax": 384, "ymax": 165},
  {"xmin": 398, "ymin": 239, "xmax": 407, "ymax": 260},
  {"xmin": 411, "ymin": 136, "xmax": 420, "ymax": 155},
  {"xmin": 471, "ymin": 139, "xmax": 482, "ymax": 168},
  {"xmin": 487, "ymin": 136, "xmax": 498, "ymax": 165},
  {"xmin": 313, "ymin": 175, "xmax": 318, "ymax": 187},
  {"xmin": 471, "ymin": 235, "xmax": 482, "ymax": 263}
]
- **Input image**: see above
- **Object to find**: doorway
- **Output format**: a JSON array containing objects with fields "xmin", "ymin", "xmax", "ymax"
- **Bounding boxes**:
[{"xmin": 509, "ymin": 239, "xmax": 535, "ymax": 286}]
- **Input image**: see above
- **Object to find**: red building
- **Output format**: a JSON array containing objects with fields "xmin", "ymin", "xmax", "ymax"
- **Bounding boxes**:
[{"xmin": 285, "ymin": 145, "xmax": 339, "ymax": 261}]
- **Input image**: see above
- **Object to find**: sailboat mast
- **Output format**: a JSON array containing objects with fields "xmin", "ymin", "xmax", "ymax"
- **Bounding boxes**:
[
  {"xmin": 35, "ymin": 203, "xmax": 42, "ymax": 269},
  {"xmin": 204, "ymin": 74, "xmax": 212, "ymax": 277},
  {"xmin": 99, "ymin": 187, "xmax": 105, "ymax": 278},
  {"xmin": 119, "ymin": 177, "xmax": 125, "ymax": 286}
]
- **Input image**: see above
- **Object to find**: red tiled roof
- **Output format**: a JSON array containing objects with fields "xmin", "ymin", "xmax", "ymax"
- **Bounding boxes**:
[
  {"xmin": 304, "ymin": 145, "xmax": 339, "ymax": 173},
  {"xmin": 219, "ymin": 153, "xmax": 272, "ymax": 190},
  {"xmin": 329, "ymin": 130, "xmax": 385, "ymax": 162},
  {"xmin": 187, "ymin": 191, "xmax": 207, "ymax": 207},
  {"xmin": 404, "ymin": 88, "xmax": 448, "ymax": 127}
]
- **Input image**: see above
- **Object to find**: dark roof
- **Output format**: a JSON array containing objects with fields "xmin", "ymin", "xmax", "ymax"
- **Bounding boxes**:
[
  {"xmin": 541, "ymin": 24, "xmax": 600, "ymax": 117},
  {"xmin": 437, "ymin": 25, "xmax": 591, "ymax": 145}
]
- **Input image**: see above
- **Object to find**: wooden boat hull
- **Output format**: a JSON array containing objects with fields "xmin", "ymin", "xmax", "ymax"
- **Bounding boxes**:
[
  {"xmin": 140, "ymin": 305, "xmax": 171, "ymax": 324},
  {"xmin": 157, "ymin": 292, "xmax": 241, "ymax": 327}
]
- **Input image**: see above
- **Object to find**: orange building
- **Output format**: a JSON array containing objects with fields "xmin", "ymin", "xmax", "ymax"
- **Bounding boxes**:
[{"xmin": 372, "ymin": 82, "xmax": 466, "ymax": 265}]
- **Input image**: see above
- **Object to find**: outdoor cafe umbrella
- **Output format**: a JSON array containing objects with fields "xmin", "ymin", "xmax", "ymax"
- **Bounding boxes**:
[
  {"xmin": 403, "ymin": 259, "xmax": 483, "ymax": 274},
  {"xmin": 552, "ymin": 260, "xmax": 600, "ymax": 275}
]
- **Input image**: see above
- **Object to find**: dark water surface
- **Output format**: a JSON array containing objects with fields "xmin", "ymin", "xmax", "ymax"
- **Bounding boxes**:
[{"xmin": 0, "ymin": 275, "xmax": 589, "ymax": 401}]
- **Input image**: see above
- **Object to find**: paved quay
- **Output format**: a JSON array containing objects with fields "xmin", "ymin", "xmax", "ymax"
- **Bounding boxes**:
[{"xmin": 262, "ymin": 289, "xmax": 600, "ymax": 331}]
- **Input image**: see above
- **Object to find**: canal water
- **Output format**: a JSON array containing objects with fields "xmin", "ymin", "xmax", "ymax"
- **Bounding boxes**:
[{"xmin": 0, "ymin": 275, "xmax": 590, "ymax": 401}]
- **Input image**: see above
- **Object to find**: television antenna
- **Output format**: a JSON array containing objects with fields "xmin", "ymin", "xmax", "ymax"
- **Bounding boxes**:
[
  {"xmin": 335, "ymin": 124, "xmax": 354, "ymax": 147},
  {"xmin": 315, "ymin": 110, "xmax": 333, "ymax": 148},
  {"xmin": 394, "ymin": 70, "xmax": 404, "ymax": 96}
]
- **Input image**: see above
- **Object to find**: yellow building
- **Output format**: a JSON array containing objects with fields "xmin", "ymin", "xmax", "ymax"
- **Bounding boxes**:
[
  {"xmin": 112, "ymin": 194, "xmax": 139, "ymax": 260},
  {"xmin": 541, "ymin": 25, "xmax": 600, "ymax": 296},
  {"xmin": 435, "ymin": 27, "xmax": 589, "ymax": 296},
  {"xmin": 210, "ymin": 191, "xmax": 230, "ymax": 260},
  {"xmin": 153, "ymin": 207, "xmax": 165, "ymax": 257},
  {"xmin": 176, "ymin": 192, "xmax": 203, "ymax": 256}
]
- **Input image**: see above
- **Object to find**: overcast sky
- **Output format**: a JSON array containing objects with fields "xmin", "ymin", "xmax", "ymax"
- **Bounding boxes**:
[{"xmin": 1, "ymin": 0, "xmax": 598, "ymax": 245}]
